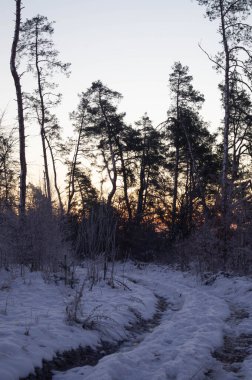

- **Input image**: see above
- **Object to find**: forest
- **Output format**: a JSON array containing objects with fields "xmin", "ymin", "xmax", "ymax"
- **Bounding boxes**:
[
  {"xmin": 1, "ymin": 1, "xmax": 252, "ymax": 379},
  {"xmin": 1, "ymin": 0, "xmax": 251, "ymax": 274}
]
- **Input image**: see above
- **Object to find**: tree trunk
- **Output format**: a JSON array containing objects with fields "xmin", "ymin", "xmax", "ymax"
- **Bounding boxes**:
[
  {"xmin": 10, "ymin": 0, "xmax": 27, "ymax": 217},
  {"xmin": 220, "ymin": 0, "xmax": 230, "ymax": 219},
  {"xmin": 41, "ymin": 129, "xmax": 51, "ymax": 203},
  {"xmin": 45, "ymin": 134, "xmax": 64, "ymax": 213},
  {"xmin": 181, "ymin": 119, "xmax": 209, "ymax": 218},
  {"xmin": 106, "ymin": 150, "xmax": 117, "ymax": 207},
  {"xmin": 35, "ymin": 21, "xmax": 52, "ymax": 206},
  {"xmin": 98, "ymin": 91, "xmax": 117, "ymax": 206},
  {"xmin": 135, "ymin": 150, "xmax": 146, "ymax": 225},
  {"xmin": 171, "ymin": 144, "xmax": 179, "ymax": 238},
  {"xmin": 117, "ymin": 142, "xmax": 132, "ymax": 220},
  {"xmin": 188, "ymin": 161, "xmax": 194, "ymax": 232},
  {"xmin": 184, "ymin": 158, "xmax": 190, "ymax": 233},
  {"xmin": 67, "ymin": 121, "xmax": 83, "ymax": 214}
]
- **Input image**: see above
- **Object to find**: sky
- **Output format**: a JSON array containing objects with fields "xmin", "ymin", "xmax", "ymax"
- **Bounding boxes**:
[{"xmin": 0, "ymin": 0, "xmax": 222, "ymax": 185}]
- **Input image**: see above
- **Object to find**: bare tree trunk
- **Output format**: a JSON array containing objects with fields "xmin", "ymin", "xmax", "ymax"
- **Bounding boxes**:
[
  {"xmin": 171, "ymin": 85, "xmax": 181, "ymax": 239},
  {"xmin": 181, "ymin": 120, "xmax": 209, "ymax": 217},
  {"xmin": 220, "ymin": 1, "xmax": 231, "ymax": 268},
  {"xmin": 184, "ymin": 158, "xmax": 190, "ymax": 233},
  {"xmin": 117, "ymin": 142, "xmax": 132, "ymax": 220},
  {"xmin": 189, "ymin": 165, "xmax": 193, "ymax": 231},
  {"xmin": 143, "ymin": 166, "xmax": 150, "ymax": 214},
  {"xmin": 3, "ymin": 161, "xmax": 9, "ymax": 206},
  {"xmin": 135, "ymin": 151, "xmax": 146, "ymax": 225},
  {"xmin": 67, "ymin": 117, "xmax": 83, "ymax": 214},
  {"xmin": 41, "ymin": 129, "xmax": 51, "ymax": 203},
  {"xmin": 10, "ymin": 0, "xmax": 27, "ymax": 217},
  {"xmin": 171, "ymin": 144, "xmax": 179, "ymax": 238},
  {"xmin": 107, "ymin": 161, "xmax": 117, "ymax": 206},
  {"xmin": 98, "ymin": 92, "xmax": 118, "ymax": 206},
  {"xmin": 102, "ymin": 149, "xmax": 117, "ymax": 207},
  {"xmin": 220, "ymin": 0, "xmax": 230, "ymax": 219},
  {"xmin": 35, "ymin": 21, "xmax": 52, "ymax": 206},
  {"xmin": 45, "ymin": 134, "xmax": 64, "ymax": 213}
]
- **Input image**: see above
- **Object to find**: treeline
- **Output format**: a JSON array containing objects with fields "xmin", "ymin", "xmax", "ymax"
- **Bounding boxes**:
[{"xmin": 1, "ymin": 0, "xmax": 252, "ymax": 274}]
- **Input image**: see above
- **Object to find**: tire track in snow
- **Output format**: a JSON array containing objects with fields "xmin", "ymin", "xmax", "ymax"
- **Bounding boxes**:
[
  {"xmin": 205, "ymin": 304, "xmax": 252, "ymax": 379},
  {"xmin": 20, "ymin": 295, "xmax": 168, "ymax": 380}
]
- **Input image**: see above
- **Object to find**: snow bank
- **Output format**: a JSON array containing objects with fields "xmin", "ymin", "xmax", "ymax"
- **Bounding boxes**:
[
  {"xmin": 54, "ymin": 264, "xmax": 230, "ymax": 380},
  {"xmin": 0, "ymin": 265, "xmax": 156, "ymax": 380},
  {"xmin": 1, "ymin": 263, "xmax": 252, "ymax": 380}
]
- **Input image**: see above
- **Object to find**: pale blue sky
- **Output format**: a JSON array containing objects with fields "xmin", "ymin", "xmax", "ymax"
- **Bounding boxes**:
[{"xmin": 1, "ymin": 0, "xmax": 221, "ymax": 184}]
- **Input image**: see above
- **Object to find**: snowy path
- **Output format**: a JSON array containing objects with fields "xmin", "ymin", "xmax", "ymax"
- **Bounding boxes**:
[
  {"xmin": 1, "ymin": 263, "xmax": 252, "ymax": 380},
  {"xmin": 208, "ymin": 303, "xmax": 252, "ymax": 379},
  {"xmin": 53, "ymin": 267, "xmax": 252, "ymax": 380},
  {"xmin": 21, "ymin": 294, "xmax": 168, "ymax": 380}
]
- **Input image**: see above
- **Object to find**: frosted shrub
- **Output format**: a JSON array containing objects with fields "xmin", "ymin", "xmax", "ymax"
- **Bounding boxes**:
[{"xmin": 76, "ymin": 203, "xmax": 118, "ymax": 285}]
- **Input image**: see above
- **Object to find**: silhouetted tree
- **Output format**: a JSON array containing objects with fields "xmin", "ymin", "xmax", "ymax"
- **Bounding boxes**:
[
  {"xmin": 0, "ymin": 124, "xmax": 17, "ymax": 210},
  {"xmin": 10, "ymin": 0, "xmax": 27, "ymax": 216},
  {"xmin": 167, "ymin": 62, "xmax": 205, "ymax": 238},
  {"xmin": 66, "ymin": 95, "xmax": 93, "ymax": 214},
  {"xmin": 19, "ymin": 15, "xmax": 70, "ymax": 207},
  {"xmin": 222, "ymin": 82, "xmax": 252, "ymax": 182},
  {"xmin": 197, "ymin": 0, "xmax": 252, "ymax": 218},
  {"xmin": 134, "ymin": 114, "xmax": 166, "ymax": 225}
]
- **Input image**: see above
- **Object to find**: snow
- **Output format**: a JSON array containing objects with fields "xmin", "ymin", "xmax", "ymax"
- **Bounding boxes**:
[
  {"xmin": 0, "ymin": 264, "xmax": 156, "ymax": 380},
  {"xmin": 1, "ymin": 262, "xmax": 252, "ymax": 380}
]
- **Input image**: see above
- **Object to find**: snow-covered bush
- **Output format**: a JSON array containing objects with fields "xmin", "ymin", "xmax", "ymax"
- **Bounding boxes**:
[
  {"xmin": 65, "ymin": 281, "xmax": 85, "ymax": 324},
  {"xmin": 0, "ymin": 185, "xmax": 69, "ymax": 273},
  {"xmin": 76, "ymin": 203, "xmax": 118, "ymax": 284}
]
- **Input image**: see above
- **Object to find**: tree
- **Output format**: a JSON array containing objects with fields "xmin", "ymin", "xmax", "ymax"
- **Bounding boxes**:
[
  {"xmin": 10, "ymin": 0, "xmax": 27, "ymax": 217},
  {"xmin": 19, "ymin": 15, "xmax": 70, "ymax": 208},
  {"xmin": 196, "ymin": 0, "xmax": 252, "ymax": 218},
  {"xmin": 72, "ymin": 168, "xmax": 98, "ymax": 215},
  {"xmin": 134, "ymin": 114, "xmax": 166, "ymax": 225},
  {"xmin": 84, "ymin": 81, "xmax": 123, "ymax": 206},
  {"xmin": 224, "ymin": 82, "xmax": 252, "ymax": 181},
  {"xmin": 113, "ymin": 123, "xmax": 137, "ymax": 221},
  {"xmin": 0, "ymin": 123, "xmax": 17, "ymax": 210},
  {"xmin": 66, "ymin": 95, "xmax": 92, "ymax": 215},
  {"xmin": 44, "ymin": 115, "xmax": 64, "ymax": 212},
  {"xmin": 72, "ymin": 81, "xmax": 129, "ymax": 210},
  {"xmin": 171, "ymin": 108, "xmax": 220, "ymax": 236},
  {"xmin": 167, "ymin": 62, "xmax": 205, "ymax": 238}
]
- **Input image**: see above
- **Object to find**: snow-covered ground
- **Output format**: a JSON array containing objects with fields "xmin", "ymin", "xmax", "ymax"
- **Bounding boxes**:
[{"xmin": 1, "ymin": 262, "xmax": 252, "ymax": 380}]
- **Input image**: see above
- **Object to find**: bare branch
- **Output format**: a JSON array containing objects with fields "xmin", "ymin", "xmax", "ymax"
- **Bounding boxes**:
[{"xmin": 198, "ymin": 43, "xmax": 225, "ymax": 70}]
